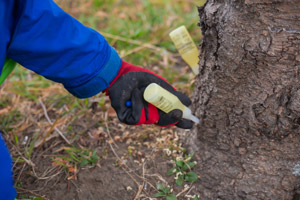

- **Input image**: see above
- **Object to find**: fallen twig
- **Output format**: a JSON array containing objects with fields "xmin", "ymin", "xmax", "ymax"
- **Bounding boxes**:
[
  {"xmin": 134, "ymin": 162, "xmax": 146, "ymax": 200},
  {"xmin": 121, "ymin": 44, "xmax": 151, "ymax": 58},
  {"xmin": 99, "ymin": 32, "xmax": 161, "ymax": 52},
  {"xmin": 32, "ymin": 165, "xmax": 63, "ymax": 181},
  {"xmin": 184, "ymin": 185, "xmax": 195, "ymax": 198},
  {"xmin": 176, "ymin": 184, "xmax": 194, "ymax": 198},
  {"xmin": 39, "ymin": 99, "xmax": 71, "ymax": 144},
  {"xmin": 14, "ymin": 145, "xmax": 36, "ymax": 167},
  {"xmin": 14, "ymin": 163, "xmax": 26, "ymax": 186},
  {"xmin": 107, "ymin": 140, "xmax": 140, "ymax": 186},
  {"xmin": 104, "ymin": 112, "xmax": 119, "ymax": 149},
  {"xmin": 144, "ymin": 173, "xmax": 168, "ymax": 185},
  {"xmin": 17, "ymin": 187, "xmax": 50, "ymax": 200}
]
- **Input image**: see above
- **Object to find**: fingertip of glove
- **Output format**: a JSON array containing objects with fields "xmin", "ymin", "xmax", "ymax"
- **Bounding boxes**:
[
  {"xmin": 168, "ymin": 109, "xmax": 183, "ymax": 120},
  {"xmin": 176, "ymin": 119, "xmax": 194, "ymax": 129},
  {"xmin": 175, "ymin": 92, "xmax": 192, "ymax": 107}
]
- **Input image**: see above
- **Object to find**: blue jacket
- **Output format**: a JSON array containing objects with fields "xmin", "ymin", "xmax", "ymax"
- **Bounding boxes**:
[
  {"xmin": 0, "ymin": 0, "xmax": 122, "ymax": 199},
  {"xmin": 0, "ymin": 134, "xmax": 16, "ymax": 200},
  {"xmin": 0, "ymin": 0, "xmax": 122, "ymax": 98}
]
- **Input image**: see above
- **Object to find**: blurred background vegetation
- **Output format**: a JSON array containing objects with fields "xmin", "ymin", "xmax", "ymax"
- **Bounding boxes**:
[
  {"xmin": 61, "ymin": 0, "xmax": 203, "ymax": 65},
  {"xmin": 1, "ymin": 1, "xmax": 205, "ymax": 198}
]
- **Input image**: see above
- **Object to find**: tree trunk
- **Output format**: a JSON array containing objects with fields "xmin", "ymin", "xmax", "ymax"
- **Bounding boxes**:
[{"xmin": 187, "ymin": 0, "xmax": 300, "ymax": 199}]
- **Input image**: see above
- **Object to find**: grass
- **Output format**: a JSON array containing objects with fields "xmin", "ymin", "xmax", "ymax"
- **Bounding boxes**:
[
  {"xmin": 1, "ymin": 0, "xmax": 205, "ymax": 199},
  {"xmin": 61, "ymin": 0, "xmax": 204, "ymax": 70}
]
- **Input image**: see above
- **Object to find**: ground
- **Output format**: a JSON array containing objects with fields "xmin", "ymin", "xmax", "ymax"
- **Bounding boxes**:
[
  {"xmin": 0, "ymin": 1, "xmax": 205, "ymax": 199},
  {"xmin": 2, "ymin": 88, "xmax": 201, "ymax": 200},
  {"xmin": 6, "ymin": 121, "xmax": 201, "ymax": 200}
]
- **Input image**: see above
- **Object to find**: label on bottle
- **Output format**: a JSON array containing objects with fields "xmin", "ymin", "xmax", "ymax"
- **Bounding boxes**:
[
  {"xmin": 152, "ymin": 96, "xmax": 174, "ymax": 113},
  {"xmin": 171, "ymin": 29, "xmax": 197, "ymax": 55}
]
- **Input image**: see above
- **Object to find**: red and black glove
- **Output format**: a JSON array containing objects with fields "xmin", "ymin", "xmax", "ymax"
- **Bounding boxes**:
[{"xmin": 104, "ymin": 61, "xmax": 193, "ymax": 129}]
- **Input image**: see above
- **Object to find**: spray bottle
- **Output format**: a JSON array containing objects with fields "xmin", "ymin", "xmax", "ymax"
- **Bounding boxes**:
[
  {"xmin": 143, "ymin": 83, "xmax": 200, "ymax": 124},
  {"xmin": 169, "ymin": 26, "xmax": 199, "ymax": 75}
]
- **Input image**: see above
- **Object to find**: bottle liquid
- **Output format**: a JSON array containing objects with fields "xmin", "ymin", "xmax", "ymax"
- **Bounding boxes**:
[
  {"xmin": 143, "ymin": 83, "xmax": 200, "ymax": 124},
  {"xmin": 169, "ymin": 26, "xmax": 199, "ymax": 75}
]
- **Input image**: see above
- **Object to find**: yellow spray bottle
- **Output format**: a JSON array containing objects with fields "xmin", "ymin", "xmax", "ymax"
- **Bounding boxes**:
[
  {"xmin": 169, "ymin": 26, "xmax": 199, "ymax": 75},
  {"xmin": 144, "ymin": 83, "xmax": 200, "ymax": 124}
]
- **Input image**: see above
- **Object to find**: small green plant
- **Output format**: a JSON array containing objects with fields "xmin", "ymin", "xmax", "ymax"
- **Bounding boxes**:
[
  {"xmin": 167, "ymin": 153, "xmax": 198, "ymax": 186},
  {"xmin": 154, "ymin": 183, "xmax": 177, "ymax": 200},
  {"xmin": 33, "ymin": 197, "xmax": 43, "ymax": 200},
  {"xmin": 64, "ymin": 147, "xmax": 99, "ymax": 167},
  {"xmin": 52, "ymin": 147, "xmax": 99, "ymax": 170},
  {"xmin": 17, "ymin": 195, "xmax": 43, "ymax": 200}
]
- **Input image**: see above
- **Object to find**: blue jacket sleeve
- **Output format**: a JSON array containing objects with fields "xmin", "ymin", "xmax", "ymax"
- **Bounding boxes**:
[
  {"xmin": 0, "ymin": 133, "xmax": 16, "ymax": 200},
  {"xmin": 4, "ymin": 0, "xmax": 122, "ymax": 98}
]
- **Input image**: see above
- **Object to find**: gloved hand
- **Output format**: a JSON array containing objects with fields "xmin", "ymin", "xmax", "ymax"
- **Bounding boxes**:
[{"xmin": 104, "ymin": 61, "xmax": 194, "ymax": 129}]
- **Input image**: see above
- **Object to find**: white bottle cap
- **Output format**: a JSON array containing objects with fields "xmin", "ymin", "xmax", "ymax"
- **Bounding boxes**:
[{"xmin": 191, "ymin": 65, "xmax": 199, "ymax": 75}]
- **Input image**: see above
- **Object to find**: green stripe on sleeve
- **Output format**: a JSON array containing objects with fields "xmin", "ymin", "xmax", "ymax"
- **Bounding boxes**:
[{"xmin": 0, "ymin": 58, "xmax": 17, "ymax": 85}]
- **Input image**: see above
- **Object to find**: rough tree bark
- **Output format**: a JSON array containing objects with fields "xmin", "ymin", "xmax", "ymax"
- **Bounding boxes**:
[{"xmin": 187, "ymin": 0, "xmax": 300, "ymax": 199}]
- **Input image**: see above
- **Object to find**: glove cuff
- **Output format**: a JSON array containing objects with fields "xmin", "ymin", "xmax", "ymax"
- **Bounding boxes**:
[
  {"xmin": 104, "ymin": 60, "xmax": 170, "ymax": 96},
  {"xmin": 136, "ymin": 103, "xmax": 159, "ymax": 125}
]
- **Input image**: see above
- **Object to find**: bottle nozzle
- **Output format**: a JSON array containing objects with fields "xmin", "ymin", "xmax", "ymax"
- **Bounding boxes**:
[
  {"xmin": 189, "ymin": 115, "xmax": 200, "ymax": 124},
  {"xmin": 182, "ymin": 107, "xmax": 200, "ymax": 124}
]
